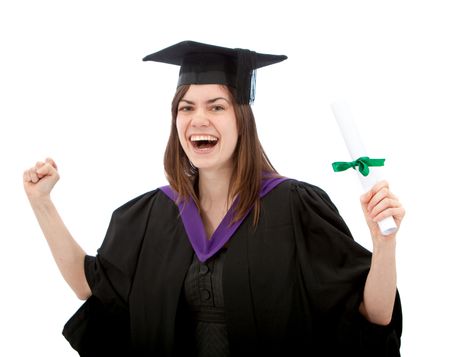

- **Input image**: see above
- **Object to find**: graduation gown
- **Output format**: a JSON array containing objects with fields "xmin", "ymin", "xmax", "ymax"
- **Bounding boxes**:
[{"xmin": 63, "ymin": 179, "xmax": 402, "ymax": 356}]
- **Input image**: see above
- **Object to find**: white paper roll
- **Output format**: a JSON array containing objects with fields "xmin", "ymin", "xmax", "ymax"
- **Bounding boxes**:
[{"xmin": 330, "ymin": 101, "xmax": 397, "ymax": 236}]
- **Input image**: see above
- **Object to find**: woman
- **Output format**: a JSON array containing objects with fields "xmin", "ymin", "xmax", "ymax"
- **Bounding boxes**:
[{"xmin": 23, "ymin": 41, "xmax": 404, "ymax": 356}]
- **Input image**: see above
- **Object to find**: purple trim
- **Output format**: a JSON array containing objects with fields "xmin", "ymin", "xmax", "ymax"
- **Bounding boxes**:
[
  {"xmin": 260, "ymin": 176, "xmax": 289, "ymax": 197},
  {"xmin": 160, "ymin": 176, "xmax": 289, "ymax": 262}
]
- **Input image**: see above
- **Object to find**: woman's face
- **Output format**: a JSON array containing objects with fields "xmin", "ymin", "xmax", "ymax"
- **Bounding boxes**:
[{"xmin": 176, "ymin": 84, "xmax": 238, "ymax": 174}]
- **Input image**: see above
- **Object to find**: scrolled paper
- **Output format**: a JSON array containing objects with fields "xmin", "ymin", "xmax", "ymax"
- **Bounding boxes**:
[{"xmin": 330, "ymin": 101, "xmax": 397, "ymax": 236}]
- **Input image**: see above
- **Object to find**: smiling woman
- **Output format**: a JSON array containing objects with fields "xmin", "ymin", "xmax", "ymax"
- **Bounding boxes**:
[
  {"xmin": 24, "ymin": 40, "xmax": 404, "ymax": 356},
  {"xmin": 166, "ymin": 82, "xmax": 280, "ymax": 227},
  {"xmin": 176, "ymin": 85, "xmax": 238, "ymax": 172}
]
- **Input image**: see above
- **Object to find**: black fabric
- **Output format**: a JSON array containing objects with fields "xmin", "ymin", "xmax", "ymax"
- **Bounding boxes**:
[
  {"xmin": 63, "ymin": 180, "xmax": 402, "ymax": 356},
  {"xmin": 184, "ymin": 249, "xmax": 230, "ymax": 356},
  {"xmin": 62, "ymin": 294, "xmax": 131, "ymax": 356},
  {"xmin": 184, "ymin": 249, "xmax": 227, "ymax": 323},
  {"xmin": 142, "ymin": 41, "xmax": 286, "ymax": 71}
]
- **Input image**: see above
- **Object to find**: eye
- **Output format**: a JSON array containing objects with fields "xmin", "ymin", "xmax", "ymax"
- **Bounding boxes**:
[
  {"xmin": 178, "ymin": 105, "xmax": 193, "ymax": 112},
  {"xmin": 211, "ymin": 105, "xmax": 225, "ymax": 112}
]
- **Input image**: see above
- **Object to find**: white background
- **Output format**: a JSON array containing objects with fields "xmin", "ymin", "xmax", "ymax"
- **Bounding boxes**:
[{"xmin": 1, "ymin": 0, "xmax": 449, "ymax": 355}]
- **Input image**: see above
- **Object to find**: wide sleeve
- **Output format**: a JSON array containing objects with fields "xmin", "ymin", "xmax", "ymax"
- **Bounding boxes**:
[
  {"xmin": 62, "ymin": 189, "xmax": 160, "ymax": 355},
  {"xmin": 290, "ymin": 181, "xmax": 402, "ymax": 356}
]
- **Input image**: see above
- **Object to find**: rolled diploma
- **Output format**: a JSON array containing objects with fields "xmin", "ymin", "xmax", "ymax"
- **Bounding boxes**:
[{"xmin": 330, "ymin": 101, "xmax": 397, "ymax": 235}]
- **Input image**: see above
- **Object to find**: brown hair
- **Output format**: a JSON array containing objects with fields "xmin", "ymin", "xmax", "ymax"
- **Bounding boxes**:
[{"xmin": 164, "ymin": 84, "xmax": 279, "ymax": 225}]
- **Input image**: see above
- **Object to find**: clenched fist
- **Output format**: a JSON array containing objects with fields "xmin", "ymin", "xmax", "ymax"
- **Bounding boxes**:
[{"xmin": 23, "ymin": 158, "xmax": 60, "ymax": 202}]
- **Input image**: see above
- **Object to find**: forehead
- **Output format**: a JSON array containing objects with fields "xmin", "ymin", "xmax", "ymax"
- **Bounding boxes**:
[{"xmin": 182, "ymin": 84, "xmax": 232, "ymax": 101}]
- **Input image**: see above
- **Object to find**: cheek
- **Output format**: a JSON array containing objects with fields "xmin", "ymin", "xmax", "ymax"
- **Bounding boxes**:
[
  {"xmin": 230, "ymin": 119, "xmax": 239, "ymax": 146},
  {"xmin": 176, "ymin": 117, "xmax": 186, "ymax": 141},
  {"xmin": 176, "ymin": 118, "xmax": 192, "ymax": 155}
]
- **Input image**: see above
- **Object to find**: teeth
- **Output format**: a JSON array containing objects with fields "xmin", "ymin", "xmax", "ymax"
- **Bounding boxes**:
[{"xmin": 190, "ymin": 135, "xmax": 218, "ymax": 142}]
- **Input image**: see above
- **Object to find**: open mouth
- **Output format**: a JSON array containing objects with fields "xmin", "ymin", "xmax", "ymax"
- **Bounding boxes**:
[{"xmin": 190, "ymin": 135, "xmax": 219, "ymax": 150}]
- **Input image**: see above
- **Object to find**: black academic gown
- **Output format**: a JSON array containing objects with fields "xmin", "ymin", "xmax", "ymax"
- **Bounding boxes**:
[{"xmin": 63, "ymin": 179, "xmax": 402, "ymax": 356}]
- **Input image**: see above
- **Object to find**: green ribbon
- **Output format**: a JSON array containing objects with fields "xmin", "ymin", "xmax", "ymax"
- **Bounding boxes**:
[{"xmin": 332, "ymin": 156, "xmax": 385, "ymax": 177}]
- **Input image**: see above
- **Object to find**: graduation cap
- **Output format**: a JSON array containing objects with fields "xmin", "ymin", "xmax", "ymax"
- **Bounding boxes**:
[{"xmin": 143, "ymin": 40, "xmax": 287, "ymax": 104}]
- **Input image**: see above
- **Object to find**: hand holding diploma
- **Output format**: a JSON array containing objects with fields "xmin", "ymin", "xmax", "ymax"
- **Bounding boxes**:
[
  {"xmin": 330, "ymin": 101, "xmax": 405, "ymax": 329},
  {"xmin": 330, "ymin": 101, "xmax": 398, "ymax": 236},
  {"xmin": 360, "ymin": 180, "xmax": 404, "ymax": 240}
]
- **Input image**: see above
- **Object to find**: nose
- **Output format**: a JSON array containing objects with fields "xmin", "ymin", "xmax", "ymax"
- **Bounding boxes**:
[{"xmin": 191, "ymin": 109, "xmax": 210, "ymax": 127}]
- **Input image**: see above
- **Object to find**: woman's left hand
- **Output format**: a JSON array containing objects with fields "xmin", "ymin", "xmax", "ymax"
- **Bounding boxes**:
[{"xmin": 360, "ymin": 180, "xmax": 405, "ymax": 242}]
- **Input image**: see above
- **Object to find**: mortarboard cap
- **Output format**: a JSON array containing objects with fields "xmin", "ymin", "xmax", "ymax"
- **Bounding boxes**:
[{"xmin": 143, "ymin": 40, "xmax": 287, "ymax": 104}]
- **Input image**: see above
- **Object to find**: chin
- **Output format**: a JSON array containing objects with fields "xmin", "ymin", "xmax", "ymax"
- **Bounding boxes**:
[
  {"xmin": 190, "ymin": 160, "xmax": 217, "ymax": 171},
  {"xmin": 190, "ymin": 158, "xmax": 232, "ymax": 173}
]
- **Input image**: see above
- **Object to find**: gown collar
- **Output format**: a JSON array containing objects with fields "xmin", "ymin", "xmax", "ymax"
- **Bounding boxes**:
[{"xmin": 160, "ymin": 176, "xmax": 288, "ymax": 262}]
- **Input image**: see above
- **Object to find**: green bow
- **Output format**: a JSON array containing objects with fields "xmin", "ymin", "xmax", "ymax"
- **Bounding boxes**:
[{"xmin": 332, "ymin": 157, "xmax": 385, "ymax": 177}]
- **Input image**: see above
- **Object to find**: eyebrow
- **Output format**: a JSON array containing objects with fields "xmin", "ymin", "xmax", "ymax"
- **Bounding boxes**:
[{"xmin": 179, "ymin": 97, "xmax": 231, "ymax": 105}]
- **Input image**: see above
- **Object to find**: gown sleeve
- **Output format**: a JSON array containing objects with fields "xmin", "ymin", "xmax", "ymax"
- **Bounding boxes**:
[
  {"xmin": 291, "ymin": 181, "xmax": 402, "ymax": 356},
  {"xmin": 62, "ymin": 189, "xmax": 160, "ymax": 356}
]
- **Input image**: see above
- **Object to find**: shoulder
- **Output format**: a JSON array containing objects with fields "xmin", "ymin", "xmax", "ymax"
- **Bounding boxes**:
[
  {"xmin": 263, "ymin": 178, "xmax": 360, "ymax": 253},
  {"xmin": 112, "ymin": 187, "xmax": 173, "ymax": 219},
  {"xmin": 263, "ymin": 178, "xmax": 345, "ymax": 229},
  {"xmin": 269, "ymin": 178, "xmax": 336, "ymax": 208},
  {"xmin": 275, "ymin": 178, "xmax": 328, "ymax": 194},
  {"xmin": 99, "ymin": 187, "xmax": 174, "ymax": 258},
  {"xmin": 103, "ymin": 188, "xmax": 174, "ymax": 242}
]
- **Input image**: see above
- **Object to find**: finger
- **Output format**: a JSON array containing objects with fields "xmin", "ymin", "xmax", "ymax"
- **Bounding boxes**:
[
  {"xmin": 361, "ymin": 180, "xmax": 390, "ymax": 205},
  {"xmin": 367, "ymin": 187, "xmax": 390, "ymax": 212},
  {"xmin": 360, "ymin": 190, "xmax": 372, "ymax": 205},
  {"xmin": 36, "ymin": 163, "xmax": 55, "ymax": 178},
  {"xmin": 369, "ymin": 197, "xmax": 400, "ymax": 219},
  {"xmin": 29, "ymin": 168, "xmax": 40, "ymax": 183},
  {"xmin": 23, "ymin": 169, "xmax": 32, "ymax": 183},
  {"xmin": 373, "ymin": 205, "xmax": 405, "ymax": 223},
  {"xmin": 371, "ymin": 180, "xmax": 389, "ymax": 193},
  {"xmin": 45, "ymin": 157, "xmax": 58, "ymax": 170}
]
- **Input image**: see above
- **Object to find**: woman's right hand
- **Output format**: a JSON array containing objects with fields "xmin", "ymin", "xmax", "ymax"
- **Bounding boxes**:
[
  {"xmin": 23, "ymin": 158, "xmax": 60, "ymax": 202},
  {"xmin": 23, "ymin": 158, "xmax": 91, "ymax": 299}
]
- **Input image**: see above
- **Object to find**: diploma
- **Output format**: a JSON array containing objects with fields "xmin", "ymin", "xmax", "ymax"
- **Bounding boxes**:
[{"xmin": 330, "ymin": 101, "xmax": 397, "ymax": 236}]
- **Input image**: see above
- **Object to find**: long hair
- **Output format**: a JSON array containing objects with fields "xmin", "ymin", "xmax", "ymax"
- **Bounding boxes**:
[{"xmin": 164, "ymin": 84, "xmax": 279, "ymax": 225}]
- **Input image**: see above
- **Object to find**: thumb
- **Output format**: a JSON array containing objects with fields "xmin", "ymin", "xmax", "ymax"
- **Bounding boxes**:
[
  {"xmin": 36, "ymin": 162, "xmax": 57, "ymax": 178},
  {"xmin": 360, "ymin": 190, "xmax": 372, "ymax": 205}
]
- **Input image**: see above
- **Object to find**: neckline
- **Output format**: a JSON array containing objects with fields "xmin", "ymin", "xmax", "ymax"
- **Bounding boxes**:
[{"xmin": 160, "ymin": 176, "xmax": 289, "ymax": 262}]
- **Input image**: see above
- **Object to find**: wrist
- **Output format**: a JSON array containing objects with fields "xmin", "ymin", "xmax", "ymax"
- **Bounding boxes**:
[
  {"xmin": 372, "ymin": 236, "xmax": 396, "ymax": 256},
  {"xmin": 28, "ymin": 194, "xmax": 53, "ymax": 209}
]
